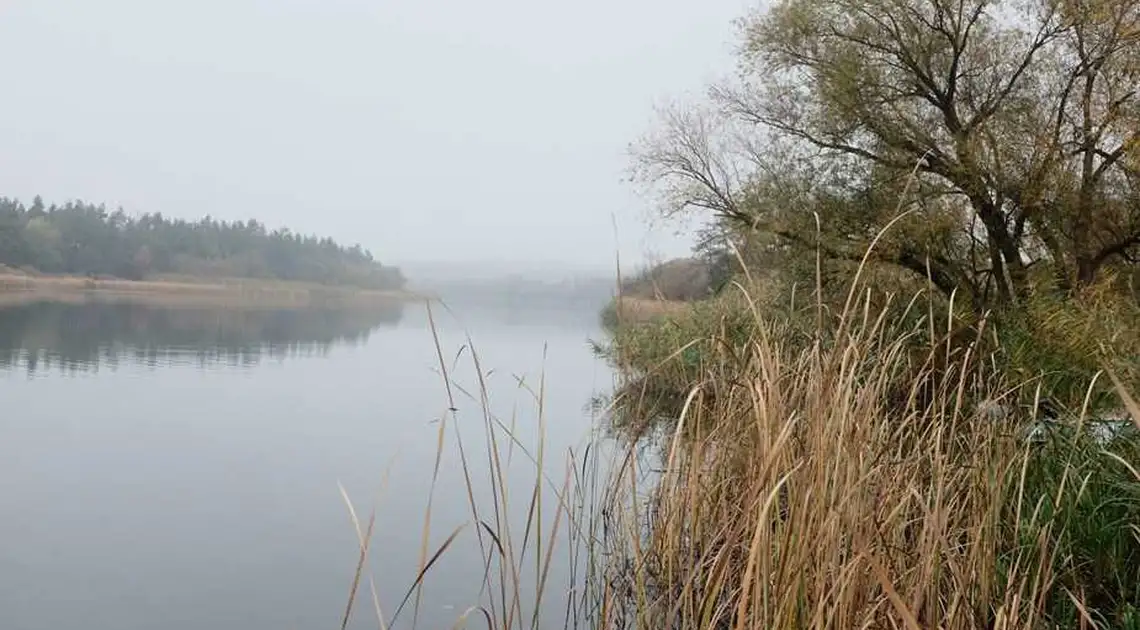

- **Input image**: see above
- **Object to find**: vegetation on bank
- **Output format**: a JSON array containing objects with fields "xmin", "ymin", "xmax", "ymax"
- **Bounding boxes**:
[
  {"xmin": 591, "ymin": 294, "xmax": 1140, "ymax": 629},
  {"xmin": 347, "ymin": 0, "xmax": 1140, "ymax": 626},
  {"xmin": 0, "ymin": 196, "xmax": 404, "ymax": 290},
  {"xmin": 342, "ymin": 282, "xmax": 1139, "ymax": 630},
  {"xmin": 618, "ymin": 258, "xmax": 722, "ymax": 303},
  {"xmin": 599, "ymin": 257, "xmax": 722, "ymax": 330},
  {"xmin": 612, "ymin": 0, "xmax": 1140, "ymax": 413},
  {"xmin": 575, "ymin": 0, "xmax": 1140, "ymax": 620}
]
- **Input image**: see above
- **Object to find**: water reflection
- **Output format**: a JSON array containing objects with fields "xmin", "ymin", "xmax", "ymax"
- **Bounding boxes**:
[{"xmin": 0, "ymin": 299, "xmax": 404, "ymax": 374}]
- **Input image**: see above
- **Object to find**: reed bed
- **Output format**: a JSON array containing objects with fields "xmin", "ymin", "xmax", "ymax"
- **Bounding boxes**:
[{"xmin": 339, "ymin": 289, "xmax": 1140, "ymax": 630}]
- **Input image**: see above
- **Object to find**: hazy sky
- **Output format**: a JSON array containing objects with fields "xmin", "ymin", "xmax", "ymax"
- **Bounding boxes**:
[{"xmin": 0, "ymin": 0, "xmax": 751, "ymax": 269}]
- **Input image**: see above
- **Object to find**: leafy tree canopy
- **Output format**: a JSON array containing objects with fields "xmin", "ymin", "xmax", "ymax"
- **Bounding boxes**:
[{"xmin": 634, "ymin": 0, "xmax": 1140, "ymax": 312}]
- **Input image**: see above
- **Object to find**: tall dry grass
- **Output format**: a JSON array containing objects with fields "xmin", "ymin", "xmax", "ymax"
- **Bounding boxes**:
[
  {"xmin": 337, "ymin": 289, "xmax": 1140, "ymax": 630},
  {"xmin": 602, "ymin": 302, "xmax": 1049, "ymax": 628}
]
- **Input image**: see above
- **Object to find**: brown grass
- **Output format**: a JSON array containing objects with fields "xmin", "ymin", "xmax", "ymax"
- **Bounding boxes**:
[
  {"xmin": 597, "ymin": 305, "xmax": 1026, "ymax": 629},
  {"xmin": 335, "ymin": 288, "xmax": 1139, "ymax": 630},
  {"xmin": 0, "ymin": 272, "xmax": 422, "ymax": 309},
  {"xmin": 611, "ymin": 296, "xmax": 691, "ymax": 323}
]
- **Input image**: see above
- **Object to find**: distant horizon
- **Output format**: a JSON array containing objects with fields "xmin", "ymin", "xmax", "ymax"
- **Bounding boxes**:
[
  {"xmin": 397, "ymin": 251, "xmax": 697, "ymax": 278},
  {"xmin": 0, "ymin": 0, "xmax": 742, "ymax": 270}
]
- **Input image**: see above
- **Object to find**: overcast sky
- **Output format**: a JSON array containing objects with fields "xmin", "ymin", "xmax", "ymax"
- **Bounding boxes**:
[{"xmin": 0, "ymin": 0, "xmax": 750, "ymax": 270}]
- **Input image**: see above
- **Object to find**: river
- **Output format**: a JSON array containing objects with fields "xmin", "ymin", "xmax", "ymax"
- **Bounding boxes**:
[{"xmin": 0, "ymin": 297, "xmax": 613, "ymax": 630}]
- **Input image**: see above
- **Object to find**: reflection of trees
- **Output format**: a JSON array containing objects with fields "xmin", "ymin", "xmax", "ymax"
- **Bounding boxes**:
[{"xmin": 0, "ymin": 300, "xmax": 403, "ymax": 374}]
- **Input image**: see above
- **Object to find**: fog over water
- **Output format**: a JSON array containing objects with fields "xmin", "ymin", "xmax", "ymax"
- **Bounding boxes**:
[{"xmin": 0, "ymin": 0, "xmax": 751, "ymax": 269}]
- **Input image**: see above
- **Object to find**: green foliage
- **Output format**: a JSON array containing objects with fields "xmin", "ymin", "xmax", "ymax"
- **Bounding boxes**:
[
  {"xmin": 997, "ymin": 275, "xmax": 1140, "ymax": 413},
  {"xmin": 598, "ymin": 299, "xmax": 620, "ymax": 331},
  {"xmin": 0, "ymin": 197, "xmax": 403, "ymax": 290},
  {"xmin": 1008, "ymin": 425, "xmax": 1140, "ymax": 627},
  {"xmin": 604, "ymin": 292, "xmax": 755, "ymax": 381},
  {"xmin": 20, "ymin": 216, "xmax": 64, "ymax": 272},
  {"xmin": 593, "ymin": 292, "xmax": 758, "ymax": 433}
]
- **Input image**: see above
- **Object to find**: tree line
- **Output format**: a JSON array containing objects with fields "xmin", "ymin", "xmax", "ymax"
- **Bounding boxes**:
[{"xmin": 0, "ymin": 196, "xmax": 404, "ymax": 290}]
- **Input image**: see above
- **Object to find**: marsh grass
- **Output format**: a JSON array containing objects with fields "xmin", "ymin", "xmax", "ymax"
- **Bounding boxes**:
[{"xmin": 336, "ymin": 286, "xmax": 1140, "ymax": 629}]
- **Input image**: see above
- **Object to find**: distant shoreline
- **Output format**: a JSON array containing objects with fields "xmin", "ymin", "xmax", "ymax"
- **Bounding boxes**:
[{"xmin": 0, "ymin": 272, "xmax": 424, "ymax": 309}]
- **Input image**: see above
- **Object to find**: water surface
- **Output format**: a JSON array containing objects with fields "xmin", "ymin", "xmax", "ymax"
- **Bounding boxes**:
[{"xmin": 0, "ymin": 298, "xmax": 609, "ymax": 629}]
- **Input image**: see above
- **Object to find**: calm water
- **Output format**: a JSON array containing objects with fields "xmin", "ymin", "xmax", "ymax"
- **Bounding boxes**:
[{"xmin": 0, "ymin": 298, "xmax": 611, "ymax": 630}]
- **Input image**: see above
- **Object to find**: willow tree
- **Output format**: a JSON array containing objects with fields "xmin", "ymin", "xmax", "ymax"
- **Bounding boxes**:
[{"xmin": 636, "ymin": 0, "xmax": 1140, "ymax": 312}]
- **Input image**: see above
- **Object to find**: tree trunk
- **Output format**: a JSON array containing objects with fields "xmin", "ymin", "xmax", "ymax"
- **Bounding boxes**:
[{"xmin": 974, "ymin": 199, "xmax": 1025, "ymax": 306}]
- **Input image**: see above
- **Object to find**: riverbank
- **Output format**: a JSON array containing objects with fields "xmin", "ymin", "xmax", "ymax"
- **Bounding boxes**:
[
  {"xmin": 547, "ymin": 283, "xmax": 1140, "ymax": 629},
  {"xmin": 0, "ymin": 272, "xmax": 424, "ymax": 309}
]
